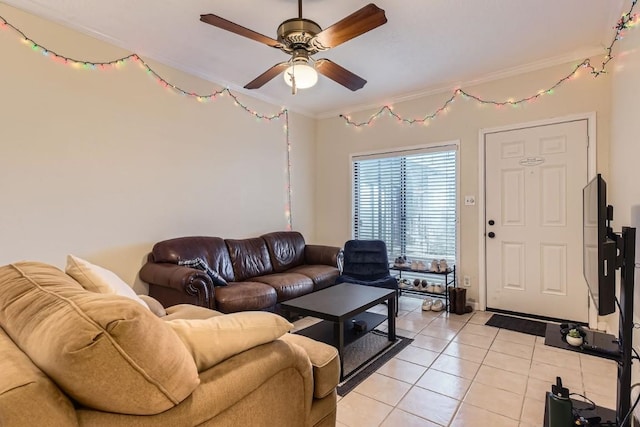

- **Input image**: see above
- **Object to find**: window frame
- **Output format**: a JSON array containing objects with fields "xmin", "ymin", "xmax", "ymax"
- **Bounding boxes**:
[{"xmin": 350, "ymin": 141, "xmax": 460, "ymax": 266}]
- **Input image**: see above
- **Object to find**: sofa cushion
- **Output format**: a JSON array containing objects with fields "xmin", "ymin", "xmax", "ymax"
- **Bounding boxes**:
[
  {"xmin": 214, "ymin": 282, "xmax": 278, "ymax": 314},
  {"xmin": 178, "ymin": 257, "xmax": 228, "ymax": 286},
  {"xmin": 166, "ymin": 311, "xmax": 293, "ymax": 372},
  {"xmin": 252, "ymin": 273, "xmax": 315, "ymax": 302},
  {"xmin": 151, "ymin": 236, "xmax": 236, "ymax": 282},
  {"xmin": 225, "ymin": 237, "xmax": 273, "ymax": 281},
  {"xmin": 261, "ymin": 231, "xmax": 306, "ymax": 273},
  {"xmin": 66, "ymin": 254, "xmax": 150, "ymax": 309},
  {"xmin": 0, "ymin": 262, "xmax": 199, "ymax": 415},
  {"xmin": 289, "ymin": 264, "xmax": 340, "ymax": 291}
]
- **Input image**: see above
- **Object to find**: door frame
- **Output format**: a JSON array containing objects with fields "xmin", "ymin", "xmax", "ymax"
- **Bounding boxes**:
[{"xmin": 478, "ymin": 112, "xmax": 598, "ymax": 328}]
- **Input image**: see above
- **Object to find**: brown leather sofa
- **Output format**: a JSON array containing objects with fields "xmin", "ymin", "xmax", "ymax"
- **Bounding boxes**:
[{"xmin": 139, "ymin": 231, "xmax": 341, "ymax": 313}]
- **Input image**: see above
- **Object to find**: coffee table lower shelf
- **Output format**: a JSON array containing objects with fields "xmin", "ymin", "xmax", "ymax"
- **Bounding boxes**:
[
  {"xmin": 295, "ymin": 311, "xmax": 391, "ymax": 380},
  {"xmin": 295, "ymin": 311, "xmax": 387, "ymax": 348}
]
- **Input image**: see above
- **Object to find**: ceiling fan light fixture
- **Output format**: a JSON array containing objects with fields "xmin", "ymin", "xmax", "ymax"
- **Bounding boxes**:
[
  {"xmin": 201, "ymin": 2, "xmax": 387, "ymax": 92},
  {"xmin": 283, "ymin": 62, "xmax": 318, "ymax": 89}
]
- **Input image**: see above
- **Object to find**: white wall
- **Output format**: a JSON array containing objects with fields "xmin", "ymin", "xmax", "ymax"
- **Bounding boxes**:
[
  {"xmin": 610, "ymin": 0, "xmax": 640, "ymax": 418},
  {"xmin": 316, "ymin": 61, "xmax": 612, "ymax": 303},
  {"xmin": 0, "ymin": 4, "xmax": 317, "ymax": 293},
  {"xmin": 610, "ymin": 6, "xmax": 640, "ymax": 228}
]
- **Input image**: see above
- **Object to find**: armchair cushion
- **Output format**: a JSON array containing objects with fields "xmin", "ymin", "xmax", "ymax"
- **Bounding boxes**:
[
  {"xmin": 166, "ymin": 311, "xmax": 293, "ymax": 372},
  {"xmin": 138, "ymin": 294, "xmax": 168, "ymax": 317},
  {"xmin": 335, "ymin": 275, "xmax": 397, "ymax": 290},
  {"xmin": 340, "ymin": 240, "xmax": 393, "ymax": 281},
  {"xmin": 65, "ymin": 254, "xmax": 150, "ymax": 309},
  {"xmin": 163, "ymin": 304, "xmax": 223, "ymax": 320},
  {"xmin": 0, "ymin": 328, "xmax": 78, "ymax": 426},
  {"xmin": 0, "ymin": 262, "xmax": 199, "ymax": 415}
]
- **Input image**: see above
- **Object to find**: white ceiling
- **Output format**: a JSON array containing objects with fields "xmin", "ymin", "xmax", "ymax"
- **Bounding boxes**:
[{"xmin": 2, "ymin": 0, "xmax": 625, "ymax": 117}]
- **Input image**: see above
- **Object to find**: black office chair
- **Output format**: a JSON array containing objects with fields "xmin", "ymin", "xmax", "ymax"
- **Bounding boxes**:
[{"xmin": 336, "ymin": 239, "xmax": 399, "ymax": 315}]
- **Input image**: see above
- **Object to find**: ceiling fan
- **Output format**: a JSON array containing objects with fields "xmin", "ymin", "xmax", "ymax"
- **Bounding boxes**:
[{"xmin": 200, "ymin": 1, "xmax": 387, "ymax": 93}]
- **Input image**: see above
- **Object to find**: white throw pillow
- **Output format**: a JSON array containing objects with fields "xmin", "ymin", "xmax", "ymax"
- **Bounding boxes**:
[
  {"xmin": 166, "ymin": 311, "xmax": 294, "ymax": 372},
  {"xmin": 66, "ymin": 254, "xmax": 149, "ymax": 309}
]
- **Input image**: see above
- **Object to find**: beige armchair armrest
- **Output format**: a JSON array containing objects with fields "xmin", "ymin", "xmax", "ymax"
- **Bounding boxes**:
[
  {"xmin": 279, "ymin": 333, "xmax": 340, "ymax": 399},
  {"xmin": 75, "ymin": 340, "xmax": 314, "ymax": 427}
]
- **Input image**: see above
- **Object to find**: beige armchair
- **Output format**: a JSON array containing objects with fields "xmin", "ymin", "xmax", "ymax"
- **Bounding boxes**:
[{"xmin": 0, "ymin": 262, "xmax": 339, "ymax": 426}]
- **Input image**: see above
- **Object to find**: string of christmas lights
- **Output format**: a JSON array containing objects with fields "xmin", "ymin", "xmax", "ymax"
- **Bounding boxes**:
[
  {"xmin": 1, "ymin": 1, "xmax": 637, "ymax": 226},
  {"xmin": 284, "ymin": 111, "xmax": 293, "ymax": 231},
  {"xmin": 0, "ymin": 15, "xmax": 288, "ymax": 121},
  {"xmin": 339, "ymin": 0, "xmax": 639, "ymax": 127},
  {"xmin": 0, "ymin": 12, "xmax": 292, "ymax": 228},
  {"xmin": 1, "ymin": 1, "xmax": 637, "ymax": 127}
]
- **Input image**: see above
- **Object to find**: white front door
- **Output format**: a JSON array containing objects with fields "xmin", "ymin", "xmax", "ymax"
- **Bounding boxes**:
[{"xmin": 485, "ymin": 119, "xmax": 589, "ymax": 322}]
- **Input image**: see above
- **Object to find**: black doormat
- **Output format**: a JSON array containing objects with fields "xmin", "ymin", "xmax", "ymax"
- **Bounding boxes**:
[
  {"xmin": 485, "ymin": 314, "xmax": 547, "ymax": 337},
  {"xmin": 337, "ymin": 330, "xmax": 413, "ymax": 397}
]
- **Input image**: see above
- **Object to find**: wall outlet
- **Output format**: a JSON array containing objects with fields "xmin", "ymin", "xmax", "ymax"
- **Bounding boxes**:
[
  {"xmin": 464, "ymin": 196, "xmax": 476, "ymax": 206},
  {"xmin": 463, "ymin": 275, "xmax": 471, "ymax": 287}
]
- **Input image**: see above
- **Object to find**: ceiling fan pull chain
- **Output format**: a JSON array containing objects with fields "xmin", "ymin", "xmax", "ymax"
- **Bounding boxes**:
[
  {"xmin": 290, "ymin": 62, "xmax": 298, "ymax": 95},
  {"xmin": 290, "ymin": 69, "xmax": 297, "ymax": 95}
]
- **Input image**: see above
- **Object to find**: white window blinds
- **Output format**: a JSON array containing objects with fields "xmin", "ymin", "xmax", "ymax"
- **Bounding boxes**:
[{"xmin": 353, "ymin": 145, "xmax": 458, "ymax": 264}]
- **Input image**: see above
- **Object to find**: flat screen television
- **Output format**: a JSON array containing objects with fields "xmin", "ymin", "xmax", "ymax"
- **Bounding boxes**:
[{"xmin": 582, "ymin": 174, "xmax": 616, "ymax": 316}]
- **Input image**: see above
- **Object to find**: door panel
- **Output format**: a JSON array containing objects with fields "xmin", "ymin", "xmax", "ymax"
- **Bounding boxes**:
[
  {"xmin": 502, "ymin": 241, "xmax": 525, "ymax": 290},
  {"xmin": 485, "ymin": 120, "xmax": 588, "ymax": 322},
  {"xmin": 540, "ymin": 243, "xmax": 567, "ymax": 295},
  {"xmin": 540, "ymin": 165, "xmax": 566, "ymax": 226},
  {"xmin": 502, "ymin": 169, "xmax": 525, "ymax": 225}
]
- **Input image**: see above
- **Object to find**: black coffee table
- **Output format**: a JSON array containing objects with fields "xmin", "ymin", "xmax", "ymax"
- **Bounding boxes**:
[{"xmin": 281, "ymin": 283, "xmax": 397, "ymax": 380}]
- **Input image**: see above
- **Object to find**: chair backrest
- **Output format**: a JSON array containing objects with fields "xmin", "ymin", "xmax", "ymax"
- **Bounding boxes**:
[{"xmin": 341, "ymin": 240, "xmax": 391, "ymax": 280}]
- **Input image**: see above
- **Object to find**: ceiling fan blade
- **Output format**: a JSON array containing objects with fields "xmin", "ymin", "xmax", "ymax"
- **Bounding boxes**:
[
  {"xmin": 244, "ymin": 63, "xmax": 290, "ymax": 89},
  {"xmin": 315, "ymin": 59, "xmax": 366, "ymax": 91},
  {"xmin": 200, "ymin": 14, "xmax": 281, "ymax": 48},
  {"xmin": 314, "ymin": 4, "xmax": 387, "ymax": 49}
]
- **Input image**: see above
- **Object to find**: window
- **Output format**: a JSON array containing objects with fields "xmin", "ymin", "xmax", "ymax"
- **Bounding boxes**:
[{"xmin": 352, "ymin": 144, "xmax": 458, "ymax": 265}]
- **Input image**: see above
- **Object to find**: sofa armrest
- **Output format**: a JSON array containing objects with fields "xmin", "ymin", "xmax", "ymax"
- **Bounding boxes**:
[
  {"xmin": 279, "ymin": 334, "xmax": 340, "ymax": 399},
  {"xmin": 139, "ymin": 262, "xmax": 215, "ymax": 309},
  {"xmin": 304, "ymin": 245, "xmax": 341, "ymax": 267},
  {"xmin": 75, "ymin": 340, "xmax": 316, "ymax": 427}
]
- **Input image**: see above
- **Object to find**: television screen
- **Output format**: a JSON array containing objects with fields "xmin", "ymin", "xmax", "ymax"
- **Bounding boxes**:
[{"xmin": 582, "ymin": 174, "xmax": 616, "ymax": 316}]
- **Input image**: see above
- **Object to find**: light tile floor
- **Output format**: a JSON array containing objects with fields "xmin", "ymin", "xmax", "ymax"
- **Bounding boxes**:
[{"xmin": 293, "ymin": 295, "xmax": 618, "ymax": 427}]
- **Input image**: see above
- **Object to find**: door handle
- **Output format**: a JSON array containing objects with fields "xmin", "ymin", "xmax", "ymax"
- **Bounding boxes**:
[
  {"xmin": 488, "ymin": 220, "xmax": 495, "ymax": 226},
  {"xmin": 488, "ymin": 232, "xmax": 496, "ymax": 238}
]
